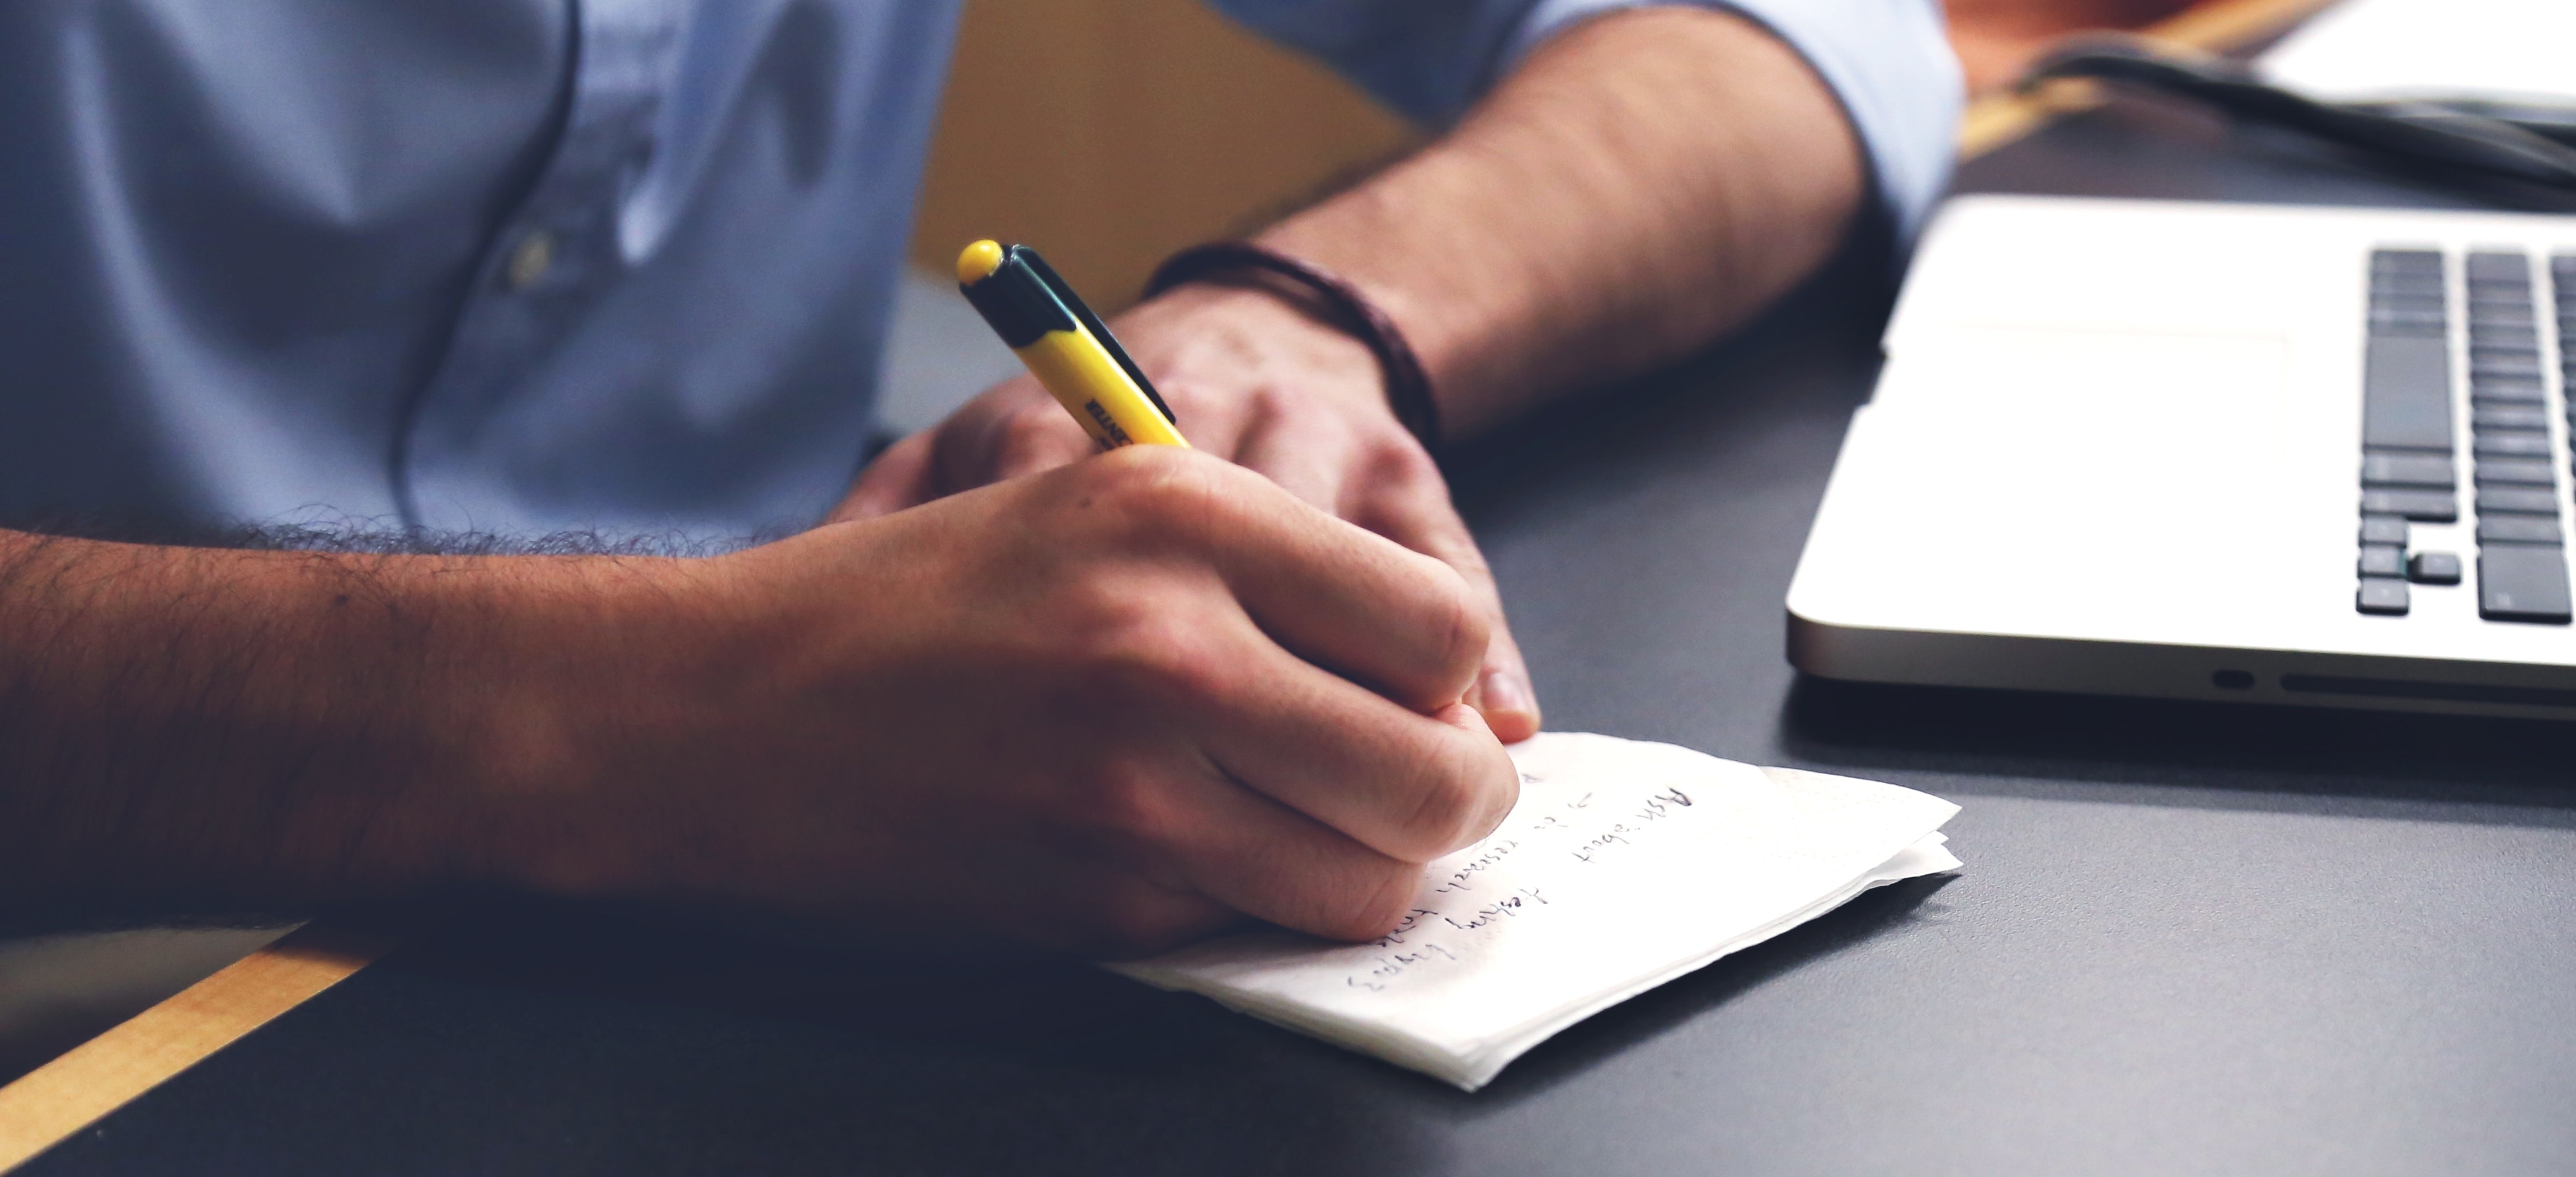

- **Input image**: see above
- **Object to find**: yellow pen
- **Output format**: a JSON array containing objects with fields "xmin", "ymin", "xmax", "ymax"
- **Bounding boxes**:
[{"xmin": 956, "ymin": 240, "xmax": 1189, "ymax": 450}]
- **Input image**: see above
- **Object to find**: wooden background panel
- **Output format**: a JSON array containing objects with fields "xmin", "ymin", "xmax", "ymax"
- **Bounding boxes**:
[
  {"xmin": 910, "ymin": 0, "xmax": 1419, "ymax": 312},
  {"xmin": 907, "ymin": 0, "xmax": 2305, "ymax": 314}
]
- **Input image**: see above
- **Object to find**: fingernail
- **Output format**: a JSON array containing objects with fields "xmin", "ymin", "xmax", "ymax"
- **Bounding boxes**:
[{"xmin": 1479, "ymin": 668, "xmax": 1536, "ymax": 721}]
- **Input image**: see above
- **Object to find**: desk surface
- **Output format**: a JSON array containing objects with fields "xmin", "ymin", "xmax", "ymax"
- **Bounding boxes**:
[{"xmin": 24, "ymin": 103, "xmax": 2576, "ymax": 1176}]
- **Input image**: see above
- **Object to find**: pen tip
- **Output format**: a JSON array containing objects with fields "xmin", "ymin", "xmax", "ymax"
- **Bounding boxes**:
[{"xmin": 957, "ymin": 239, "xmax": 1005, "ymax": 285}]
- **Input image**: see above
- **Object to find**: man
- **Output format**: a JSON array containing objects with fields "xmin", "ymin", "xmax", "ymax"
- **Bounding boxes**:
[{"xmin": 0, "ymin": 1, "xmax": 1957, "ymax": 953}]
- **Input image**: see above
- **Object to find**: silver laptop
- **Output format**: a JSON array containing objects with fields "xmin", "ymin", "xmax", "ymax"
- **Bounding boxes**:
[{"xmin": 1787, "ymin": 195, "xmax": 2576, "ymax": 719}]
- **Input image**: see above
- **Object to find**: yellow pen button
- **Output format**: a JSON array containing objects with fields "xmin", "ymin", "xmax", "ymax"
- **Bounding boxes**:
[{"xmin": 957, "ymin": 239, "xmax": 1005, "ymax": 285}]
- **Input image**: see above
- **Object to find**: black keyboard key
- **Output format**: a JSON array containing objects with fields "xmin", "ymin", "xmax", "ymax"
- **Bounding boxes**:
[
  {"xmin": 2358, "ymin": 577, "xmax": 2412, "ymax": 615},
  {"xmin": 2476, "ymin": 404, "xmax": 2549, "ymax": 430},
  {"xmin": 2373, "ymin": 293, "xmax": 2447, "ymax": 314},
  {"xmin": 2409, "ymin": 550, "xmax": 2463, "ymax": 585},
  {"xmin": 2480, "ymin": 515, "xmax": 2565, "ymax": 544},
  {"xmin": 2370, "ymin": 311, "xmax": 2446, "ymax": 335},
  {"xmin": 2363, "ymin": 336, "xmax": 2455, "ymax": 450},
  {"xmin": 2361, "ymin": 452, "xmax": 2455, "ymax": 487},
  {"xmin": 2362, "ymin": 488, "xmax": 2459, "ymax": 521},
  {"xmin": 2467, "ymin": 251, "xmax": 2529, "ymax": 277},
  {"xmin": 2472, "ymin": 381, "xmax": 2546, "ymax": 406},
  {"xmin": 2471, "ymin": 321, "xmax": 2536, "ymax": 342},
  {"xmin": 2479, "ymin": 544, "xmax": 2572, "ymax": 623},
  {"xmin": 2359, "ymin": 544, "xmax": 2406, "ymax": 577},
  {"xmin": 2476, "ymin": 458, "xmax": 2557, "ymax": 486},
  {"xmin": 2473, "ymin": 359, "xmax": 2545, "ymax": 382},
  {"xmin": 2475, "ymin": 431, "xmax": 2553, "ymax": 458},
  {"xmin": 2360, "ymin": 514, "xmax": 2409, "ymax": 545},
  {"xmin": 2479, "ymin": 486, "xmax": 2561, "ymax": 514}
]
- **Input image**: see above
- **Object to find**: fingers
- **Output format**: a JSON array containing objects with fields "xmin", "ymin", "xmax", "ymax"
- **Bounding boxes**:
[
  {"xmin": 1083, "ymin": 704, "xmax": 1511, "ymax": 950},
  {"xmin": 1348, "ymin": 448, "xmax": 1543, "ymax": 742},
  {"xmin": 1193, "ymin": 632, "xmax": 1520, "ymax": 864},
  {"xmin": 835, "ymin": 432, "xmax": 937, "ymax": 521},
  {"xmin": 1101, "ymin": 452, "xmax": 1486, "ymax": 713},
  {"xmin": 933, "ymin": 379, "xmax": 1094, "ymax": 493},
  {"xmin": 1224, "ymin": 390, "xmax": 1348, "ymax": 512},
  {"xmin": 1157, "ymin": 764, "xmax": 1427, "ymax": 943}
]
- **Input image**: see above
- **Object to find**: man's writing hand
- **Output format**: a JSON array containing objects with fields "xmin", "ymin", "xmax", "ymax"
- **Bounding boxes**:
[
  {"xmin": 836, "ymin": 284, "xmax": 1541, "ymax": 743},
  {"xmin": 557, "ymin": 448, "xmax": 1517, "ymax": 956}
]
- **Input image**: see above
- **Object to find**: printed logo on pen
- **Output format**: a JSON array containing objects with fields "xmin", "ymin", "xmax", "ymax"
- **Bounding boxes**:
[{"xmin": 1084, "ymin": 399, "xmax": 1131, "ymax": 446}]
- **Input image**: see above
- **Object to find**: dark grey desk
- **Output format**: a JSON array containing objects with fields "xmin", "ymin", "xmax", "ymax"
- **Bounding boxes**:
[{"xmin": 26, "ymin": 102, "xmax": 2576, "ymax": 1176}]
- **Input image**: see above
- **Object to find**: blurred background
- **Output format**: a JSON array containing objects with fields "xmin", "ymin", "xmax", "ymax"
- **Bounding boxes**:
[
  {"xmin": 877, "ymin": 0, "xmax": 2219, "ymax": 434},
  {"xmin": 905, "ymin": 0, "xmax": 2207, "ymax": 309}
]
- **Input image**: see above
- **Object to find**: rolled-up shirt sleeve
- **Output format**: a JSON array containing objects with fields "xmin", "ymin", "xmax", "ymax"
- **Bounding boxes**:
[{"xmin": 1212, "ymin": 0, "xmax": 1962, "ymax": 245}]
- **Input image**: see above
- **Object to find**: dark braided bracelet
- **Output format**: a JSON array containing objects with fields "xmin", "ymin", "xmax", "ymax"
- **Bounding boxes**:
[{"xmin": 1143, "ymin": 242, "xmax": 1442, "ymax": 449}]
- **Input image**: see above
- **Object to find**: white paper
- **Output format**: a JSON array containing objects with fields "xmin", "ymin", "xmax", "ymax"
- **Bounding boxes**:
[
  {"xmin": 2259, "ymin": 0, "xmax": 2576, "ymax": 109},
  {"xmin": 1109, "ymin": 733, "xmax": 1961, "ymax": 1090}
]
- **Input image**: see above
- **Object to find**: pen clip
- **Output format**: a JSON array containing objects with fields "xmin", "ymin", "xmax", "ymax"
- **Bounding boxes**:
[{"xmin": 1013, "ymin": 247, "xmax": 1179, "ymax": 429}]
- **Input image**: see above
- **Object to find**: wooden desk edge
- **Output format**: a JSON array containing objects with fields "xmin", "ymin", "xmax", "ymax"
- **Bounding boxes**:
[
  {"xmin": 0, "ymin": 0, "xmax": 2347, "ymax": 1166},
  {"xmin": 1958, "ymin": 0, "xmax": 2341, "ymax": 159},
  {"xmin": 0, "ymin": 924, "xmax": 391, "ymax": 1173}
]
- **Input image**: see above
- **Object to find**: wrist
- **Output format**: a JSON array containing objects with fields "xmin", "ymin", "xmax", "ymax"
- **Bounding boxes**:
[
  {"xmin": 1124, "ymin": 281, "xmax": 1399, "ymax": 426},
  {"xmin": 438, "ymin": 553, "xmax": 736, "ymax": 903},
  {"xmin": 1145, "ymin": 242, "xmax": 1442, "ymax": 447}
]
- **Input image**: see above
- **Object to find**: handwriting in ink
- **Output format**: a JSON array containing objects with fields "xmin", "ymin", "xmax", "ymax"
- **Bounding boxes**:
[
  {"xmin": 1431, "ymin": 839, "xmax": 1521, "ymax": 894},
  {"xmin": 1637, "ymin": 786, "xmax": 1693, "ymax": 819},
  {"xmin": 1441, "ymin": 888, "xmax": 1550, "ymax": 933},
  {"xmin": 1347, "ymin": 941, "xmax": 1459, "ymax": 991},
  {"xmin": 1569, "ymin": 786, "xmax": 1695, "ymax": 864},
  {"xmin": 1571, "ymin": 823, "xmax": 1633, "ymax": 863},
  {"xmin": 1368, "ymin": 908, "xmax": 1440, "ymax": 948}
]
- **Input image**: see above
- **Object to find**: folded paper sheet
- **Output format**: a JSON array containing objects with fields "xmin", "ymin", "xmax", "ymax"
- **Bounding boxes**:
[{"xmin": 1110, "ymin": 732, "xmax": 1961, "ymax": 1090}]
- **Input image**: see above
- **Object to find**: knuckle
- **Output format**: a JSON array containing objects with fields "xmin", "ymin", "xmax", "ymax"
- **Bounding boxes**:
[
  {"xmin": 1321, "ymin": 861, "xmax": 1421, "ymax": 941},
  {"xmin": 1422, "ymin": 566, "xmax": 1489, "ymax": 683},
  {"xmin": 1080, "ymin": 760, "xmax": 1186, "ymax": 849},
  {"xmin": 1366, "ymin": 434, "xmax": 1447, "ymax": 497},
  {"xmin": 1395, "ymin": 740, "xmax": 1515, "ymax": 859},
  {"xmin": 1074, "ymin": 447, "xmax": 1248, "ymax": 545},
  {"xmin": 993, "ymin": 405, "xmax": 1079, "ymax": 471},
  {"xmin": 1075, "ymin": 602, "xmax": 1232, "ymax": 713},
  {"xmin": 1398, "ymin": 771, "xmax": 1483, "ymax": 860}
]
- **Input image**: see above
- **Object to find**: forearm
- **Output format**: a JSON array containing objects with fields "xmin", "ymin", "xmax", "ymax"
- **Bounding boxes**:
[
  {"xmin": 1259, "ymin": 7, "xmax": 1866, "ymax": 437},
  {"xmin": 0, "ymin": 531, "xmax": 663, "ymax": 915}
]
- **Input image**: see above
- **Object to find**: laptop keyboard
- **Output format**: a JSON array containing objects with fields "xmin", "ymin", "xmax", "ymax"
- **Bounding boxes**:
[{"xmin": 2357, "ymin": 248, "xmax": 2575, "ymax": 623}]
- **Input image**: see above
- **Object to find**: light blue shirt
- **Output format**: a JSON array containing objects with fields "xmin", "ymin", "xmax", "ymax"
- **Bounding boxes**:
[{"xmin": 0, "ymin": 0, "xmax": 1957, "ymax": 543}]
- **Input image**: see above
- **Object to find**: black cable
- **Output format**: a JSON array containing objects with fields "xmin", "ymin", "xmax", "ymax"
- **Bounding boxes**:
[{"xmin": 2022, "ymin": 36, "xmax": 2576, "ymax": 203}]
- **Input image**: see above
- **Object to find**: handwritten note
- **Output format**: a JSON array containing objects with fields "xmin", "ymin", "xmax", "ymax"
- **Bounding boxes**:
[{"xmin": 1110, "ymin": 732, "xmax": 1960, "ymax": 1090}]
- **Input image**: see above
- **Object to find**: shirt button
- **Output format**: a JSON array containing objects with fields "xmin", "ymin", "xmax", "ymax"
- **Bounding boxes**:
[{"xmin": 505, "ymin": 230, "xmax": 556, "ymax": 290}]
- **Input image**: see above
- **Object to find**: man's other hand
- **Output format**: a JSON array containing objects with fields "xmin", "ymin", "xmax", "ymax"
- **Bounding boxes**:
[
  {"xmin": 835, "ymin": 284, "xmax": 1541, "ymax": 743},
  {"xmin": 571, "ymin": 448, "xmax": 1517, "ymax": 957}
]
